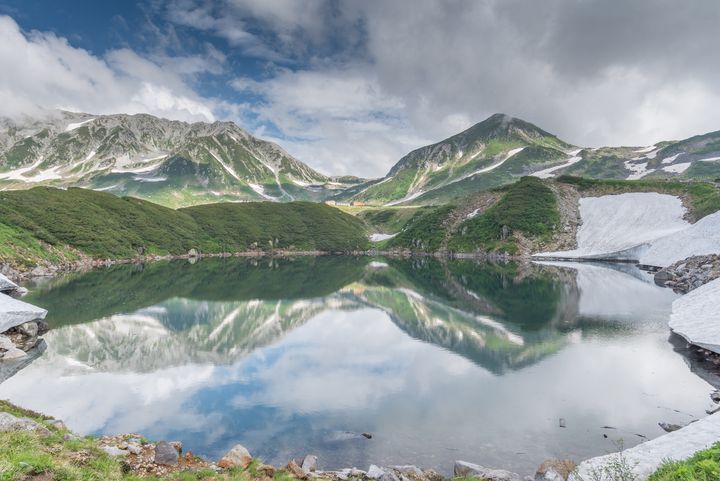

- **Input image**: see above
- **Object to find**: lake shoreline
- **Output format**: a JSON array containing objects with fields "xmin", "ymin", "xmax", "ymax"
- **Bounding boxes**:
[{"xmin": 2, "ymin": 256, "xmax": 720, "ymax": 481}]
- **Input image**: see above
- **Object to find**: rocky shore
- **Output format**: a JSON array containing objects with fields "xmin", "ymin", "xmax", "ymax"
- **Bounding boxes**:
[
  {"xmin": 0, "ymin": 402, "xmax": 578, "ymax": 481},
  {"xmin": 653, "ymin": 254, "xmax": 720, "ymax": 293}
]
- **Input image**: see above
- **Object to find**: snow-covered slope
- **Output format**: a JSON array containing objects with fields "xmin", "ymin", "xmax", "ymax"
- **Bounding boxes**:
[
  {"xmin": 536, "ymin": 193, "xmax": 689, "ymax": 261},
  {"xmin": 669, "ymin": 278, "xmax": 720, "ymax": 354}
]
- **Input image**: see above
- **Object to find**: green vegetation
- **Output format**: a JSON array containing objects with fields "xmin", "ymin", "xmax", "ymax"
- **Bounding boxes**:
[
  {"xmin": 648, "ymin": 442, "xmax": 720, "ymax": 481},
  {"xmin": 557, "ymin": 175, "xmax": 720, "ymax": 220},
  {"xmin": 356, "ymin": 206, "xmax": 431, "ymax": 234},
  {"xmin": 0, "ymin": 400, "xmax": 307, "ymax": 481},
  {"xmin": 0, "ymin": 222, "xmax": 80, "ymax": 268},
  {"xmin": 0, "ymin": 187, "xmax": 369, "ymax": 264},
  {"xmin": 386, "ymin": 205, "xmax": 455, "ymax": 251},
  {"xmin": 449, "ymin": 177, "xmax": 559, "ymax": 253}
]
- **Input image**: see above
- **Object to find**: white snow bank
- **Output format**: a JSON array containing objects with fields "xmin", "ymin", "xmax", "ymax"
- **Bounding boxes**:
[
  {"xmin": 466, "ymin": 208, "xmax": 481, "ymax": 219},
  {"xmin": 535, "ymin": 193, "xmax": 689, "ymax": 260},
  {"xmin": 639, "ymin": 211, "xmax": 720, "ymax": 267},
  {"xmin": 369, "ymin": 233, "xmax": 398, "ymax": 242},
  {"xmin": 571, "ymin": 413, "xmax": 720, "ymax": 481},
  {"xmin": 662, "ymin": 162, "xmax": 692, "ymax": 173},
  {"xmin": 700, "ymin": 156, "xmax": 720, "ymax": 162},
  {"xmin": 634, "ymin": 145, "xmax": 657, "ymax": 153},
  {"xmin": 661, "ymin": 153, "xmax": 682, "ymax": 164},
  {"xmin": 0, "ymin": 273, "xmax": 18, "ymax": 293},
  {"xmin": 0, "ymin": 293, "xmax": 47, "ymax": 333},
  {"xmin": 467, "ymin": 147, "xmax": 525, "ymax": 176},
  {"xmin": 669, "ymin": 278, "xmax": 720, "ymax": 354}
]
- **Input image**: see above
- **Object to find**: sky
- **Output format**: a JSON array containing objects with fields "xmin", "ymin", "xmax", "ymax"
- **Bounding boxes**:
[{"xmin": 1, "ymin": 0, "xmax": 719, "ymax": 178}]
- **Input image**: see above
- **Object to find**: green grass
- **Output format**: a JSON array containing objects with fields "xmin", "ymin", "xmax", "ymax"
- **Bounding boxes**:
[
  {"xmin": 0, "ymin": 187, "xmax": 369, "ymax": 263},
  {"xmin": 648, "ymin": 442, "xmax": 720, "ymax": 481},
  {"xmin": 557, "ymin": 176, "xmax": 720, "ymax": 220},
  {"xmin": 448, "ymin": 177, "xmax": 559, "ymax": 253},
  {"xmin": 386, "ymin": 205, "xmax": 455, "ymax": 252}
]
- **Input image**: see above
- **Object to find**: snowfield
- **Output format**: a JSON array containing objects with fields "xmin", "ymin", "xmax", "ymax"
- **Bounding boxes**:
[
  {"xmin": 531, "ymin": 149, "xmax": 583, "ymax": 179},
  {"xmin": 536, "ymin": 192, "xmax": 720, "ymax": 267},
  {"xmin": 536, "ymin": 193, "xmax": 689, "ymax": 261},
  {"xmin": 662, "ymin": 162, "xmax": 692, "ymax": 173},
  {"xmin": 669, "ymin": 278, "xmax": 720, "ymax": 354}
]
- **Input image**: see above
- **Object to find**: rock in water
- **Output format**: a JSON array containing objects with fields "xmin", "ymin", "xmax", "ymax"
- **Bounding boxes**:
[
  {"xmin": 535, "ymin": 460, "xmax": 577, "ymax": 481},
  {"xmin": 301, "ymin": 454, "xmax": 318, "ymax": 473},
  {"xmin": 218, "ymin": 444, "xmax": 253, "ymax": 469},
  {"xmin": 154, "ymin": 441, "xmax": 179, "ymax": 465},
  {"xmin": 658, "ymin": 422, "xmax": 683, "ymax": 433},
  {"xmin": 454, "ymin": 460, "xmax": 522, "ymax": 481}
]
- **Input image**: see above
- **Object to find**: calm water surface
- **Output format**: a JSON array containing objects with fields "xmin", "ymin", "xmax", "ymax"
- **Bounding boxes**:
[{"xmin": 0, "ymin": 257, "xmax": 713, "ymax": 476}]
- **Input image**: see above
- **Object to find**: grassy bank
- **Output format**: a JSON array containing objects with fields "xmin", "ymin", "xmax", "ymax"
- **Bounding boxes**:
[{"xmin": 0, "ymin": 187, "xmax": 369, "ymax": 265}]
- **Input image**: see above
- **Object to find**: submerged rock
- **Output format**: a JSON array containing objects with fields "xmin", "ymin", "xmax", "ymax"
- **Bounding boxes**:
[
  {"xmin": 658, "ymin": 422, "xmax": 683, "ymax": 433},
  {"xmin": 454, "ymin": 460, "xmax": 522, "ymax": 481},
  {"xmin": 218, "ymin": 444, "xmax": 253, "ymax": 469}
]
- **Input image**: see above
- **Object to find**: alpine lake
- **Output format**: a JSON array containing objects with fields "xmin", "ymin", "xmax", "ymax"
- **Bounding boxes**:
[{"xmin": 0, "ymin": 256, "xmax": 715, "ymax": 477}]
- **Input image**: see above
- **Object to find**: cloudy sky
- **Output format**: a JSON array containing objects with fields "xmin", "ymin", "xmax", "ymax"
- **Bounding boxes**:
[{"xmin": 1, "ymin": 0, "xmax": 719, "ymax": 177}]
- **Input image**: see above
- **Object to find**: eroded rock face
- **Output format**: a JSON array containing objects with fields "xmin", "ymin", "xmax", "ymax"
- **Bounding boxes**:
[
  {"xmin": 0, "ymin": 411, "xmax": 51, "ymax": 436},
  {"xmin": 218, "ymin": 444, "xmax": 253, "ymax": 469}
]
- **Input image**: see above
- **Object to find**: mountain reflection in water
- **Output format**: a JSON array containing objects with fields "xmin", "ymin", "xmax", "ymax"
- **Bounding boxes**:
[{"xmin": 0, "ymin": 257, "xmax": 710, "ymax": 476}]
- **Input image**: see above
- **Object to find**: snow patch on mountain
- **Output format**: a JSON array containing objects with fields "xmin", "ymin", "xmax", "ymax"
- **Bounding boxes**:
[
  {"xmin": 624, "ymin": 160, "xmax": 655, "ymax": 180},
  {"xmin": 64, "ymin": 118, "xmax": 95, "ymax": 132},
  {"xmin": 661, "ymin": 153, "xmax": 682, "ymax": 164},
  {"xmin": 662, "ymin": 162, "xmax": 692, "ymax": 173},
  {"xmin": 531, "ymin": 149, "xmax": 583, "ymax": 178},
  {"xmin": 700, "ymin": 156, "xmax": 720, "ymax": 162}
]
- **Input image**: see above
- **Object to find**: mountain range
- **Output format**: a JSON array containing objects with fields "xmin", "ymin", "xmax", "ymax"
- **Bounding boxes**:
[{"xmin": 1, "ymin": 110, "xmax": 719, "ymax": 207}]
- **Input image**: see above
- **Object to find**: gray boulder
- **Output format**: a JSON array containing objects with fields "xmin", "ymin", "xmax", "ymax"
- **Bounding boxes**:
[
  {"xmin": 0, "ymin": 294, "xmax": 47, "ymax": 333},
  {"xmin": 301, "ymin": 454, "xmax": 318, "ymax": 473},
  {"xmin": 454, "ymin": 460, "xmax": 522, "ymax": 481},
  {"xmin": 0, "ymin": 334, "xmax": 14, "ymax": 351},
  {"xmin": 0, "ymin": 411, "xmax": 51, "ymax": 436},
  {"xmin": 658, "ymin": 422, "xmax": 682, "ymax": 433},
  {"xmin": 367, "ymin": 465, "xmax": 386, "ymax": 479},
  {"xmin": 154, "ymin": 441, "xmax": 179, "ymax": 465},
  {"xmin": 102, "ymin": 446, "xmax": 128, "ymax": 457}
]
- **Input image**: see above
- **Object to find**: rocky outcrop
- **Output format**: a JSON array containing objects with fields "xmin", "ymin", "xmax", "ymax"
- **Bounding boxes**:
[
  {"xmin": 454, "ymin": 460, "xmax": 522, "ymax": 481},
  {"xmin": 654, "ymin": 254, "xmax": 720, "ymax": 293}
]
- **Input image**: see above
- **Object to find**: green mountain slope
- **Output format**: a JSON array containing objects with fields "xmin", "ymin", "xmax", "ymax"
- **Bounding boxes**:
[
  {"xmin": 0, "ymin": 111, "xmax": 363, "ymax": 207},
  {"xmin": 0, "ymin": 187, "xmax": 369, "ymax": 262},
  {"xmin": 337, "ymin": 113, "xmax": 574, "ymax": 205}
]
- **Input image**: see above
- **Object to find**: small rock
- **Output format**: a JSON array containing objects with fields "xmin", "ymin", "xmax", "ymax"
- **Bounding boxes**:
[
  {"xmin": 390, "ymin": 466, "xmax": 424, "ymax": 476},
  {"xmin": 127, "ymin": 443, "xmax": 142, "ymax": 455},
  {"xmin": 102, "ymin": 446, "xmax": 129, "ymax": 457},
  {"xmin": 535, "ymin": 460, "xmax": 577, "ymax": 481},
  {"xmin": 257, "ymin": 463, "xmax": 276, "ymax": 477},
  {"xmin": 658, "ymin": 422, "xmax": 682, "ymax": 433},
  {"xmin": 17, "ymin": 321, "xmax": 38, "ymax": 338},
  {"xmin": 706, "ymin": 405, "xmax": 720, "ymax": 415},
  {"xmin": 302, "ymin": 454, "xmax": 318, "ymax": 473},
  {"xmin": 454, "ymin": 460, "xmax": 522, "ymax": 481},
  {"xmin": 218, "ymin": 444, "xmax": 253, "ymax": 469},
  {"xmin": 287, "ymin": 460, "xmax": 308, "ymax": 479},
  {"xmin": 711, "ymin": 390, "xmax": 720, "ymax": 403},
  {"xmin": 362, "ymin": 432, "xmax": 373, "ymax": 439},
  {"xmin": 154, "ymin": 441, "xmax": 179, "ymax": 466},
  {"xmin": 559, "ymin": 418, "xmax": 566, "ymax": 428}
]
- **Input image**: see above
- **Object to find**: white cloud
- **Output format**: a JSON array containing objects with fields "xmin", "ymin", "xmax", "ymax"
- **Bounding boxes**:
[{"xmin": 0, "ymin": 15, "xmax": 217, "ymax": 122}]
